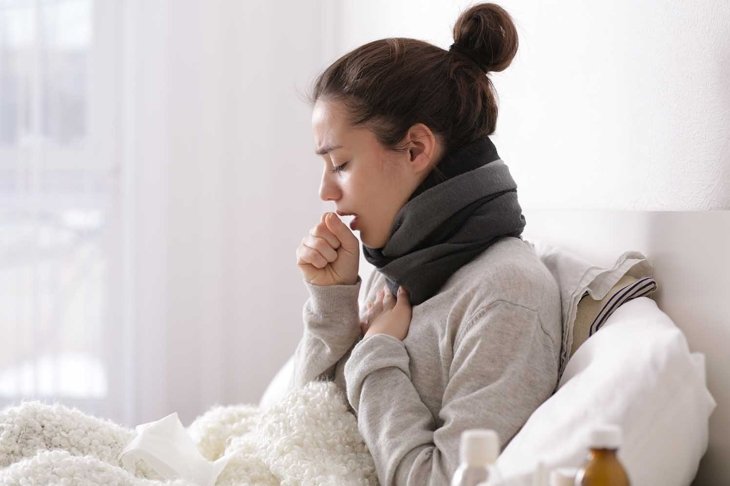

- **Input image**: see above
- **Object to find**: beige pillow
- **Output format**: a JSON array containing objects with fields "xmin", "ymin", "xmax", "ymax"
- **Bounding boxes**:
[
  {"xmin": 571, "ymin": 274, "xmax": 657, "ymax": 356},
  {"xmin": 527, "ymin": 239, "xmax": 657, "ymax": 375}
]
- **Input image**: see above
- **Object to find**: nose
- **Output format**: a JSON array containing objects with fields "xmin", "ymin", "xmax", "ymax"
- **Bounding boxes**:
[{"xmin": 318, "ymin": 168, "xmax": 341, "ymax": 202}]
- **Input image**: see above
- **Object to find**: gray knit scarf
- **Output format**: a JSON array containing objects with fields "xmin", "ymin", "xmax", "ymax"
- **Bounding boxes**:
[{"xmin": 362, "ymin": 137, "xmax": 526, "ymax": 305}]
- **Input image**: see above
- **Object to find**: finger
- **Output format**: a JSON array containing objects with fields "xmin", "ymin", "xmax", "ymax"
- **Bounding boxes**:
[
  {"xmin": 382, "ymin": 289, "xmax": 396, "ymax": 310},
  {"xmin": 296, "ymin": 244, "xmax": 328, "ymax": 269},
  {"xmin": 324, "ymin": 212, "xmax": 359, "ymax": 254},
  {"xmin": 380, "ymin": 288, "xmax": 390, "ymax": 302},
  {"xmin": 297, "ymin": 240, "xmax": 331, "ymax": 266},
  {"xmin": 396, "ymin": 286, "xmax": 411, "ymax": 307},
  {"xmin": 373, "ymin": 295, "xmax": 383, "ymax": 310},
  {"xmin": 371, "ymin": 291, "xmax": 384, "ymax": 315},
  {"xmin": 302, "ymin": 235, "xmax": 337, "ymax": 262},
  {"xmin": 310, "ymin": 219, "xmax": 341, "ymax": 249}
]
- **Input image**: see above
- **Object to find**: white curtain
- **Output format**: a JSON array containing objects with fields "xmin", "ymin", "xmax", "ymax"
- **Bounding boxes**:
[
  {"xmin": 0, "ymin": 0, "xmax": 173, "ymax": 426},
  {"xmin": 1, "ymin": 0, "xmax": 330, "ymax": 427},
  {"xmin": 0, "ymin": 0, "xmax": 130, "ymax": 422}
]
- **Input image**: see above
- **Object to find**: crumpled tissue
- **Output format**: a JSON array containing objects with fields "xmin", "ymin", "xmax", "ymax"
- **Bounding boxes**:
[{"xmin": 119, "ymin": 412, "xmax": 234, "ymax": 486}]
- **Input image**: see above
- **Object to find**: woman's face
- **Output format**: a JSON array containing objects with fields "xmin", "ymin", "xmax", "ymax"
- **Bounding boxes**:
[{"xmin": 312, "ymin": 99, "xmax": 440, "ymax": 248}]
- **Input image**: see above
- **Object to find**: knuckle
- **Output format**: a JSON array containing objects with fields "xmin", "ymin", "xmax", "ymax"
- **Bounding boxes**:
[
  {"xmin": 315, "ymin": 226, "xmax": 339, "ymax": 246},
  {"xmin": 311, "ymin": 238, "xmax": 330, "ymax": 254},
  {"xmin": 296, "ymin": 248, "xmax": 306, "ymax": 262},
  {"xmin": 312, "ymin": 224, "xmax": 327, "ymax": 237},
  {"xmin": 303, "ymin": 248, "xmax": 317, "ymax": 263}
]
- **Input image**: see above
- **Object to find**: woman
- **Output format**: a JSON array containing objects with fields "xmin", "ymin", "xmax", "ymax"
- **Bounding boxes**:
[{"xmin": 293, "ymin": 3, "xmax": 562, "ymax": 485}]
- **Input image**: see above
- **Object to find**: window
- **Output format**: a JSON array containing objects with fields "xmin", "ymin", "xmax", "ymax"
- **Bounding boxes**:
[{"xmin": 0, "ymin": 0, "xmax": 124, "ymax": 417}]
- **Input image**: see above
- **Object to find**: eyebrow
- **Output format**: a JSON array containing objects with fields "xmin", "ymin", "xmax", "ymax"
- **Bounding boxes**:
[{"xmin": 315, "ymin": 144, "xmax": 343, "ymax": 156}]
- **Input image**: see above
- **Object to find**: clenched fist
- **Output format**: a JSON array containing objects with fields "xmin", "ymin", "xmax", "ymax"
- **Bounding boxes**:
[{"xmin": 296, "ymin": 212, "xmax": 360, "ymax": 286}]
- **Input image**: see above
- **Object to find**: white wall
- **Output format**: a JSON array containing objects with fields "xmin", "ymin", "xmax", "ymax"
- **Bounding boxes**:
[
  {"xmin": 128, "ymin": 0, "xmax": 329, "ymax": 425},
  {"xmin": 210, "ymin": 1, "xmax": 330, "ymax": 411},
  {"xmin": 170, "ymin": 0, "xmax": 335, "ymax": 421},
  {"xmin": 331, "ymin": 0, "xmax": 730, "ymax": 210}
]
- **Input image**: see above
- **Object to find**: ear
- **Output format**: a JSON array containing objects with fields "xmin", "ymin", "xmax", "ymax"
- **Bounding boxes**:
[{"xmin": 402, "ymin": 123, "xmax": 442, "ymax": 175}]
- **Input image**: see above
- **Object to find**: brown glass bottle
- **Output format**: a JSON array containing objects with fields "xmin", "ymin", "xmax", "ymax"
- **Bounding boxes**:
[{"xmin": 576, "ymin": 425, "xmax": 630, "ymax": 486}]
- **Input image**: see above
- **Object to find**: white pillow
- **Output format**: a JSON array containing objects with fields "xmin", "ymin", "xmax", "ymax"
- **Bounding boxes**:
[{"xmin": 494, "ymin": 297, "xmax": 716, "ymax": 486}]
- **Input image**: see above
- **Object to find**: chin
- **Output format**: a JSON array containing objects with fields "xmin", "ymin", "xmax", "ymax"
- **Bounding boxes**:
[
  {"xmin": 362, "ymin": 234, "xmax": 386, "ymax": 249},
  {"xmin": 360, "ymin": 233, "xmax": 374, "ymax": 248}
]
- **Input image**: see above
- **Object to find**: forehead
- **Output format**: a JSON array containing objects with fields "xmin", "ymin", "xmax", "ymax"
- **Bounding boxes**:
[
  {"xmin": 312, "ymin": 99, "xmax": 382, "ymax": 156},
  {"xmin": 312, "ymin": 99, "xmax": 350, "ymax": 135}
]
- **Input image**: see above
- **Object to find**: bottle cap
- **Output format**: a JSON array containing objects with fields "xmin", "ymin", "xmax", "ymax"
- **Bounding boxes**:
[
  {"xmin": 588, "ymin": 424, "xmax": 622, "ymax": 449},
  {"xmin": 549, "ymin": 467, "xmax": 578, "ymax": 486},
  {"xmin": 460, "ymin": 429, "xmax": 500, "ymax": 466}
]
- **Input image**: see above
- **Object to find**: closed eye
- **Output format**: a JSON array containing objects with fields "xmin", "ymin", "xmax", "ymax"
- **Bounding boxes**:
[{"xmin": 330, "ymin": 162, "xmax": 349, "ymax": 174}]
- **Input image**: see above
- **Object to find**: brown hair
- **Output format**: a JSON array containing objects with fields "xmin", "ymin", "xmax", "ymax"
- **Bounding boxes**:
[{"xmin": 307, "ymin": 3, "xmax": 519, "ymax": 157}]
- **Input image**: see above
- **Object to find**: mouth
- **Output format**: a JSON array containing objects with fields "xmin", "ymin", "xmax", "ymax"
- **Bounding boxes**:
[{"xmin": 336, "ymin": 211, "xmax": 359, "ymax": 231}]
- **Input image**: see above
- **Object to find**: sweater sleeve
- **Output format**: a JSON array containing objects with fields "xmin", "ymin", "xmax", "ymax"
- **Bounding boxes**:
[
  {"xmin": 343, "ymin": 300, "xmax": 559, "ymax": 486},
  {"xmin": 291, "ymin": 276, "xmax": 363, "ymax": 387}
]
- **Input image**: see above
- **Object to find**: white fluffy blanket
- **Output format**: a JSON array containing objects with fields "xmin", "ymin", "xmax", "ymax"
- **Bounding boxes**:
[{"xmin": 0, "ymin": 382, "xmax": 378, "ymax": 485}]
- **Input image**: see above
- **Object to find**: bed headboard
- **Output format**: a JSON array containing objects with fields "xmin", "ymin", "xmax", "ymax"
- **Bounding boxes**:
[{"xmin": 521, "ymin": 209, "xmax": 730, "ymax": 486}]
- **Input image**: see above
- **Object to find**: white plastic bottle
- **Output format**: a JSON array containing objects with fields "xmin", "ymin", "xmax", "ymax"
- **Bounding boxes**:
[{"xmin": 451, "ymin": 429, "xmax": 500, "ymax": 486}]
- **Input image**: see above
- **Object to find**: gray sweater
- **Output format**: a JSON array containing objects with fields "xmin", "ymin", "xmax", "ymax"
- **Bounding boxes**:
[{"xmin": 292, "ymin": 236, "xmax": 562, "ymax": 485}]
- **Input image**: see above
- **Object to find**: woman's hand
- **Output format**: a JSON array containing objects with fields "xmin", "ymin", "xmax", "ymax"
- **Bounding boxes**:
[
  {"xmin": 296, "ymin": 212, "xmax": 360, "ymax": 286},
  {"xmin": 361, "ymin": 286, "xmax": 412, "ymax": 341}
]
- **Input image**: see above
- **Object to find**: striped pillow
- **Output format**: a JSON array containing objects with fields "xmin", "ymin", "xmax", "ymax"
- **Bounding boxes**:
[{"xmin": 570, "ymin": 275, "xmax": 657, "ymax": 356}]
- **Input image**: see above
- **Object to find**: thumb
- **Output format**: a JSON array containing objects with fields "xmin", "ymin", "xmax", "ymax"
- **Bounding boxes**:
[
  {"xmin": 325, "ymin": 213, "xmax": 359, "ymax": 252},
  {"xmin": 397, "ymin": 286, "xmax": 411, "ymax": 306}
]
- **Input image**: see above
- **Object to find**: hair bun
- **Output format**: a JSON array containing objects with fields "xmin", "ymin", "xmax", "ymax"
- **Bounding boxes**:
[{"xmin": 451, "ymin": 3, "xmax": 519, "ymax": 73}]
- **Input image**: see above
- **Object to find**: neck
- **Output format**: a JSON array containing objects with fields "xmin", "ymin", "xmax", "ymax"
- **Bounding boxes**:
[{"xmin": 407, "ymin": 137, "xmax": 500, "ymax": 201}]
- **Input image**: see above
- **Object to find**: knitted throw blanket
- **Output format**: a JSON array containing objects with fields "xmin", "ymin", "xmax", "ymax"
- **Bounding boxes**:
[{"xmin": 0, "ymin": 382, "xmax": 377, "ymax": 485}]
